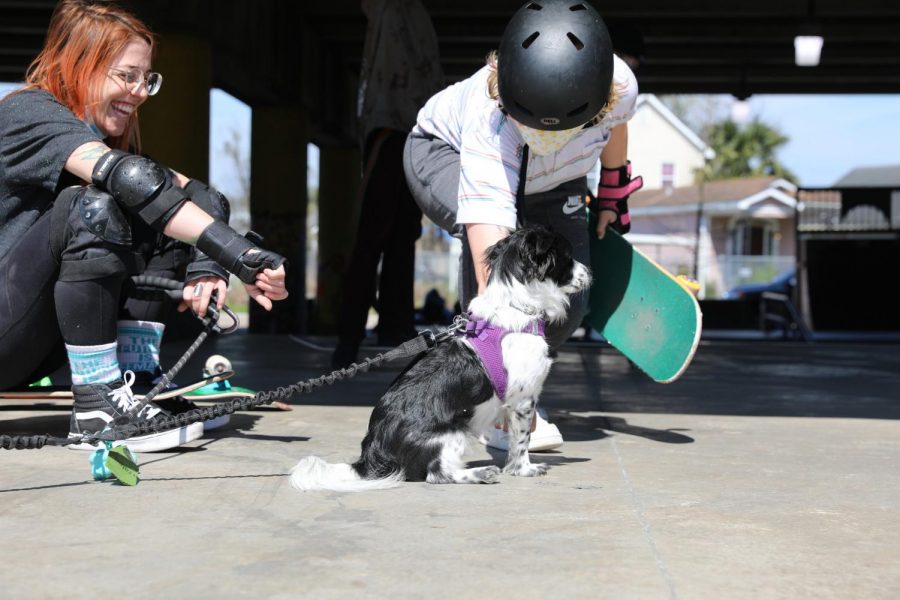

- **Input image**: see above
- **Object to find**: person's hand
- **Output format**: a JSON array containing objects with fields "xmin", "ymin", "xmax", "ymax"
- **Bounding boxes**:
[
  {"xmin": 180, "ymin": 275, "xmax": 228, "ymax": 317},
  {"xmin": 243, "ymin": 263, "xmax": 288, "ymax": 311},
  {"xmin": 594, "ymin": 209, "xmax": 618, "ymax": 239}
]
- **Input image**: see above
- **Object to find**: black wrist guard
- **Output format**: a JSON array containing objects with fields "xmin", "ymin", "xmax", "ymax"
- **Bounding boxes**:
[
  {"xmin": 196, "ymin": 221, "xmax": 286, "ymax": 284},
  {"xmin": 183, "ymin": 179, "xmax": 232, "ymax": 282},
  {"xmin": 91, "ymin": 150, "xmax": 188, "ymax": 230},
  {"xmin": 184, "ymin": 258, "xmax": 230, "ymax": 283}
]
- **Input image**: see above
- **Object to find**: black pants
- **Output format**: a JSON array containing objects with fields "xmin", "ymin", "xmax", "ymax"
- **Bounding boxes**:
[
  {"xmin": 336, "ymin": 129, "xmax": 422, "ymax": 347},
  {"xmin": 0, "ymin": 194, "xmax": 189, "ymax": 391}
]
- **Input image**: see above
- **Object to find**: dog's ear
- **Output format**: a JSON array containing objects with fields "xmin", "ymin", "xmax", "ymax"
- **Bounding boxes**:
[
  {"xmin": 486, "ymin": 226, "xmax": 573, "ymax": 285},
  {"xmin": 524, "ymin": 227, "xmax": 575, "ymax": 285},
  {"xmin": 531, "ymin": 227, "xmax": 556, "ymax": 256},
  {"xmin": 520, "ymin": 227, "xmax": 560, "ymax": 282}
]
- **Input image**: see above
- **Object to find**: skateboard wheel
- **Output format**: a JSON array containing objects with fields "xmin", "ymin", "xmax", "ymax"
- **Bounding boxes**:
[{"xmin": 205, "ymin": 354, "xmax": 232, "ymax": 374}]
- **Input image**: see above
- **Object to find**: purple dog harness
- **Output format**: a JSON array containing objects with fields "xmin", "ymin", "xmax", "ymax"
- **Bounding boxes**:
[{"xmin": 460, "ymin": 315, "xmax": 546, "ymax": 400}]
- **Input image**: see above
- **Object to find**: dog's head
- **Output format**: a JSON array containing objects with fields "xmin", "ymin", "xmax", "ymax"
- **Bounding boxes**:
[{"xmin": 481, "ymin": 226, "xmax": 591, "ymax": 321}]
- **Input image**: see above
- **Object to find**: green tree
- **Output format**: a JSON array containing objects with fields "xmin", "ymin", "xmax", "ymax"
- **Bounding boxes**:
[{"xmin": 697, "ymin": 118, "xmax": 798, "ymax": 184}]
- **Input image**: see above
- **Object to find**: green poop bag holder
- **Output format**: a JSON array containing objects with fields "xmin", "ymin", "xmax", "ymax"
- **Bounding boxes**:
[{"xmin": 89, "ymin": 438, "xmax": 140, "ymax": 486}]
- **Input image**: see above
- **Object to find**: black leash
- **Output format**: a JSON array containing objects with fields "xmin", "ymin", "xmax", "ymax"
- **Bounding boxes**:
[{"xmin": 1, "ymin": 285, "xmax": 468, "ymax": 450}]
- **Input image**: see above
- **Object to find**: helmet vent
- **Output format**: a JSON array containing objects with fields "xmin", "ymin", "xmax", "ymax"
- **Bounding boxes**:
[
  {"xmin": 569, "ymin": 4, "xmax": 587, "ymax": 11},
  {"xmin": 514, "ymin": 101, "xmax": 535, "ymax": 117},
  {"xmin": 526, "ymin": 2, "xmax": 543, "ymax": 10},
  {"xmin": 522, "ymin": 31, "xmax": 540, "ymax": 48},
  {"xmin": 567, "ymin": 103, "xmax": 589, "ymax": 118},
  {"xmin": 567, "ymin": 32, "xmax": 584, "ymax": 50}
]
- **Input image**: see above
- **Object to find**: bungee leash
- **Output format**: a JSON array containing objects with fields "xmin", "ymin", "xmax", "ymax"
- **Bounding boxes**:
[{"xmin": 1, "ymin": 291, "xmax": 469, "ymax": 451}]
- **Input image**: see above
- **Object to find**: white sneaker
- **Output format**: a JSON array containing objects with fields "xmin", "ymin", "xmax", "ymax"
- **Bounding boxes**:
[{"xmin": 484, "ymin": 408, "xmax": 563, "ymax": 452}]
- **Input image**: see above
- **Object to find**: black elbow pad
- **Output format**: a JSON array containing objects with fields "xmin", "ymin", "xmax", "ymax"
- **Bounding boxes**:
[
  {"xmin": 184, "ymin": 179, "xmax": 231, "ymax": 222},
  {"xmin": 92, "ymin": 150, "xmax": 189, "ymax": 230}
]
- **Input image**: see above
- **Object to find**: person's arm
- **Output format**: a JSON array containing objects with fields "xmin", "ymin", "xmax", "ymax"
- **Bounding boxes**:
[
  {"xmin": 595, "ymin": 123, "xmax": 642, "ymax": 238},
  {"xmin": 65, "ymin": 141, "xmax": 288, "ymax": 312},
  {"xmin": 465, "ymin": 223, "xmax": 512, "ymax": 295},
  {"xmin": 65, "ymin": 141, "xmax": 213, "ymax": 243},
  {"xmin": 594, "ymin": 124, "xmax": 628, "ymax": 239},
  {"xmin": 600, "ymin": 122, "xmax": 628, "ymax": 169}
]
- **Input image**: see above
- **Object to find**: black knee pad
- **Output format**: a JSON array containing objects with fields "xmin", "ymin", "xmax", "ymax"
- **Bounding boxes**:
[
  {"xmin": 50, "ymin": 186, "xmax": 140, "ymax": 282},
  {"xmin": 76, "ymin": 185, "xmax": 132, "ymax": 246},
  {"xmin": 184, "ymin": 179, "xmax": 231, "ymax": 222}
]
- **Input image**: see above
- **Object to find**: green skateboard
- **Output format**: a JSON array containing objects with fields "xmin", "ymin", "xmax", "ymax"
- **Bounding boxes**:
[
  {"xmin": 182, "ymin": 354, "xmax": 256, "ymax": 400},
  {"xmin": 186, "ymin": 354, "xmax": 293, "ymax": 410},
  {"xmin": 0, "ymin": 370, "xmax": 239, "ymax": 401},
  {"xmin": 585, "ymin": 213, "xmax": 702, "ymax": 383}
]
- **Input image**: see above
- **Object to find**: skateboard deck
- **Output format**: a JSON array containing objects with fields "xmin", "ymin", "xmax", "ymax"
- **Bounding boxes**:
[
  {"xmin": 0, "ymin": 371, "xmax": 238, "ymax": 401},
  {"xmin": 585, "ymin": 213, "xmax": 702, "ymax": 383},
  {"xmin": 183, "ymin": 379, "xmax": 255, "ymax": 400}
]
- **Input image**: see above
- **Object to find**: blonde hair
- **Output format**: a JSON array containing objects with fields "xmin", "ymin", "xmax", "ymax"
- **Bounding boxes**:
[{"xmin": 484, "ymin": 50, "xmax": 619, "ymax": 126}]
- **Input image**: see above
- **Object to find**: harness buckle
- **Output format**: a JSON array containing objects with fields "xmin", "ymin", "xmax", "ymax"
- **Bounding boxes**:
[{"xmin": 421, "ymin": 330, "xmax": 437, "ymax": 349}]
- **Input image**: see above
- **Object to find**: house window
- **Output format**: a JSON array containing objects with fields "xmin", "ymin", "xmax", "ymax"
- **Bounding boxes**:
[
  {"xmin": 662, "ymin": 162, "xmax": 675, "ymax": 187},
  {"xmin": 729, "ymin": 218, "xmax": 778, "ymax": 255}
]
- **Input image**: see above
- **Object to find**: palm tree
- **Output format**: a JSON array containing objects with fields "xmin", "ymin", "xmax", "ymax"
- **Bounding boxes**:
[{"xmin": 697, "ymin": 118, "xmax": 797, "ymax": 184}]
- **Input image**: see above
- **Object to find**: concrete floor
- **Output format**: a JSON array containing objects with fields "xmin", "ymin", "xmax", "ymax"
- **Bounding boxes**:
[{"xmin": 1, "ymin": 333, "xmax": 898, "ymax": 599}]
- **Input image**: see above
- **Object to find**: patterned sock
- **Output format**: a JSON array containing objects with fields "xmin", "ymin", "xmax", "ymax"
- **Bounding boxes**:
[
  {"xmin": 116, "ymin": 320, "xmax": 165, "ymax": 374},
  {"xmin": 66, "ymin": 341, "xmax": 121, "ymax": 386}
]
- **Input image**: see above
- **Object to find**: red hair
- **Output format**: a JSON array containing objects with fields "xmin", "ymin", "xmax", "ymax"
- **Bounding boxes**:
[{"xmin": 24, "ymin": 0, "xmax": 155, "ymax": 152}]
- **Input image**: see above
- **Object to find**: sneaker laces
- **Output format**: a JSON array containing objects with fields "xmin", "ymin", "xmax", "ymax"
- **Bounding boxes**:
[{"xmin": 109, "ymin": 371, "xmax": 161, "ymax": 420}]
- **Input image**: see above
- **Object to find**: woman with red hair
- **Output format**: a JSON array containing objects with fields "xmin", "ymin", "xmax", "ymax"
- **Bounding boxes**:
[{"xmin": 0, "ymin": 0, "xmax": 288, "ymax": 452}]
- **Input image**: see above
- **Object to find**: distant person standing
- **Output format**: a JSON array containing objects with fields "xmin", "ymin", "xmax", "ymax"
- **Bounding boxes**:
[{"xmin": 332, "ymin": 0, "xmax": 444, "ymax": 368}]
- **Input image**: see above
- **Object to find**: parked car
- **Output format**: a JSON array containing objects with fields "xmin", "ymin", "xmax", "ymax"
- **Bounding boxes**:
[{"xmin": 722, "ymin": 269, "xmax": 796, "ymax": 301}]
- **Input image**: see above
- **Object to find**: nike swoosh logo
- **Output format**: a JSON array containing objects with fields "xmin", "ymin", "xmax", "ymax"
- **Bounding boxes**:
[{"xmin": 562, "ymin": 202, "xmax": 584, "ymax": 215}]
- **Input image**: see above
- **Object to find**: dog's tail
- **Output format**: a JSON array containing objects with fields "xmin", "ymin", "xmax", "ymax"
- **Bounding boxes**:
[{"xmin": 289, "ymin": 456, "xmax": 403, "ymax": 492}]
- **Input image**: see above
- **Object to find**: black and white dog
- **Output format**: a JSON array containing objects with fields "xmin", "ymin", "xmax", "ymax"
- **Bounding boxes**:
[{"xmin": 290, "ymin": 226, "xmax": 591, "ymax": 491}]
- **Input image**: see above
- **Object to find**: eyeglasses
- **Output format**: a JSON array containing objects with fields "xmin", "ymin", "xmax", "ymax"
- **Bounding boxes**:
[{"xmin": 108, "ymin": 67, "xmax": 163, "ymax": 96}]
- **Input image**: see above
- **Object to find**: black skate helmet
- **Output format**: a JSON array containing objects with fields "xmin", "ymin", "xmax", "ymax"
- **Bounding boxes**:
[{"xmin": 498, "ymin": 0, "xmax": 614, "ymax": 131}]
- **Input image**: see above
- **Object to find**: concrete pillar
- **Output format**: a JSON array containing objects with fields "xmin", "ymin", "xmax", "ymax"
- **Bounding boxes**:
[
  {"xmin": 312, "ymin": 144, "xmax": 361, "ymax": 334},
  {"xmin": 248, "ymin": 106, "xmax": 308, "ymax": 334},
  {"xmin": 139, "ymin": 34, "xmax": 210, "ymax": 180}
]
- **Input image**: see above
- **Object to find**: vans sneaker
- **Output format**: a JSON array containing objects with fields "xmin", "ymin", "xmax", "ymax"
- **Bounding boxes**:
[
  {"xmin": 153, "ymin": 395, "xmax": 230, "ymax": 431},
  {"xmin": 133, "ymin": 370, "xmax": 230, "ymax": 431},
  {"xmin": 484, "ymin": 408, "xmax": 563, "ymax": 452},
  {"xmin": 68, "ymin": 371, "xmax": 203, "ymax": 452}
]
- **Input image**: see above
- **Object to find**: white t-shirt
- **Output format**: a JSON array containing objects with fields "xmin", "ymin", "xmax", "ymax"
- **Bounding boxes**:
[{"xmin": 413, "ymin": 55, "xmax": 638, "ymax": 229}]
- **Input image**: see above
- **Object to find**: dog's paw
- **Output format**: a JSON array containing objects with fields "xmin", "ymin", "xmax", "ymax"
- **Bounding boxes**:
[
  {"xmin": 473, "ymin": 465, "xmax": 501, "ymax": 484},
  {"xmin": 503, "ymin": 462, "xmax": 549, "ymax": 477}
]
